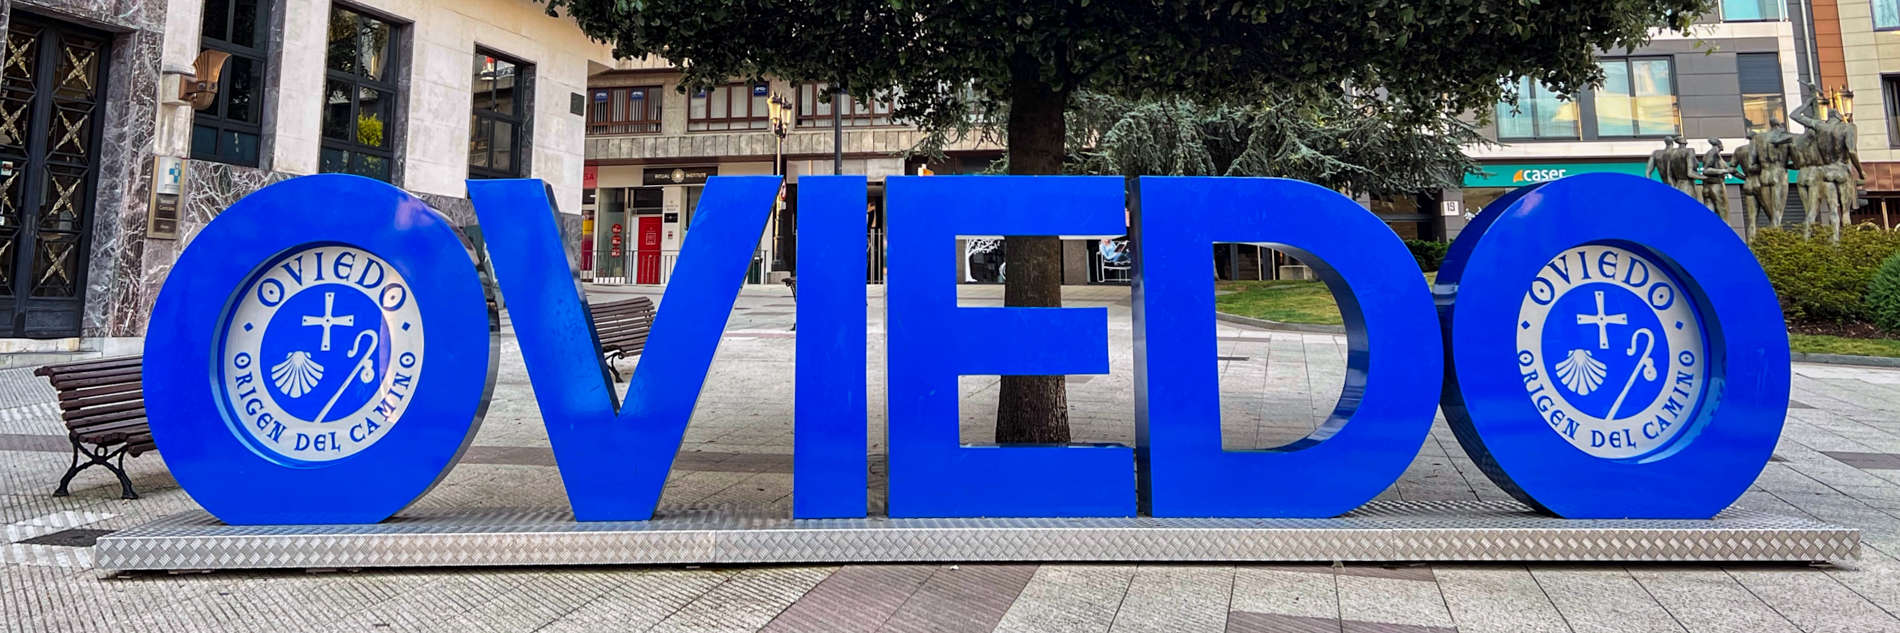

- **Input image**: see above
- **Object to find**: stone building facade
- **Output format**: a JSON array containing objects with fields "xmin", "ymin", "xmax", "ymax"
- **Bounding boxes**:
[
  {"xmin": 581, "ymin": 68, "xmax": 1019, "ymax": 286},
  {"xmin": 1807, "ymin": 0, "xmax": 1900, "ymax": 227},
  {"xmin": 0, "ymin": 0, "xmax": 612, "ymax": 359}
]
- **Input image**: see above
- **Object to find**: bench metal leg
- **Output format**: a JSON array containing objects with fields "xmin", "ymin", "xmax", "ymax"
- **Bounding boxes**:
[
  {"xmin": 52, "ymin": 438, "xmax": 81, "ymax": 497},
  {"xmin": 111, "ymin": 449, "xmax": 138, "ymax": 500},
  {"xmin": 52, "ymin": 438, "xmax": 138, "ymax": 500},
  {"xmin": 602, "ymin": 351, "xmax": 624, "ymax": 383}
]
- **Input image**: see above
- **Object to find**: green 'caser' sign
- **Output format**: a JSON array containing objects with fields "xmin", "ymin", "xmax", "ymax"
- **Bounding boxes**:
[{"xmin": 1464, "ymin": 162, "xmax": 1795, "ymax": 188}]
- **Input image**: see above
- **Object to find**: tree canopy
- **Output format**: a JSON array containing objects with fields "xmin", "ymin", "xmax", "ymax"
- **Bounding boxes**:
[
  {"xmin": 543, "ymin": 0, "xmax": 1707, "ymax": 152},
  {"xmin": 1060, "ymin": 90, "xmax": 1485, "ymax": 196}
]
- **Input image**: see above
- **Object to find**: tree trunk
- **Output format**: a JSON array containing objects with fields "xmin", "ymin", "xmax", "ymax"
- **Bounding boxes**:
[{"xmin": 994, "ymin": 69, "xmax": 1071, "ymax": 444}]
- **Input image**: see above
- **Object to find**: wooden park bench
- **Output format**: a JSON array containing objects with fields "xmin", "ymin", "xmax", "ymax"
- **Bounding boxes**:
[
  {"xmin": 591, "ymin": 297, "xmax": 656, "ymax": 382},
  {"xmin": 34, "ymin": 355, "xmax": 149, "ymax": 499}
]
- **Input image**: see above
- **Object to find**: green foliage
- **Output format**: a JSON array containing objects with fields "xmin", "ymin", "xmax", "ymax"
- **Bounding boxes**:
[
  {"xmin": 538, "ymin": 0, "xmax": 1710, "ymax": 155},
  {"xmin": 1404, "ymin": 239, "xmax": 1449, "ymax": 273},
  {"xmin": 1062, "ymin": 91, "xmax": 1486, "ymax": 197},
  {"xmin": 1870, "ymin": 252, "xmax": 1900, "ymax": 333},
  {"xmin": 356, "ymin": 113, "xmax": 384, "ymax": 148},
  {"xmin": 1752, "ymin": 226, "xmax": 1900, "ymax": 324}
]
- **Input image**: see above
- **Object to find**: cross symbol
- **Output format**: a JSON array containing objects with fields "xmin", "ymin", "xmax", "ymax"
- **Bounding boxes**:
[
  {"xmin": 1575, "ymin": 291, "xmax": 1627, "ymax": 350},
  {"xmin": 301, "ymin": 292, "xmax": 355, "ymax": 351}
]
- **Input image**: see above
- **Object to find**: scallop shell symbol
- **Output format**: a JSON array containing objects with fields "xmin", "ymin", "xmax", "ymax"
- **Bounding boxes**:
[
  {"xmin": 271, "ymin": 351, "xmax": 326, "ymax": 399},
  {"xmin": 1554, "ymin": 348, "xmax": 1607, "ymax": 396}
]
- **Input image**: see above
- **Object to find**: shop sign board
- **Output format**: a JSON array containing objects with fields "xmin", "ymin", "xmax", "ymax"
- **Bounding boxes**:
[
  {"xmin": 645, "ymin": 166, "xmax": 717, "ymax": 186},
  {"xmin": 143, "ymin": 174, "xmax": 1786, "ymax": 527},
  {"xmin": 1465, "ymin": 162, "xmax": 1797, "ymax": 188}
]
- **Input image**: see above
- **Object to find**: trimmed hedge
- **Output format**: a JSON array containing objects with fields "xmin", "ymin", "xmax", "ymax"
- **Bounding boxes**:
[
  {"xmin": 1752, "ymin": 226, "xmax": 1900, "ymax": 324},
  {"xmin": 1404, "ymin": 239, "xmax": 1448, "ymax": 273},
  {"xmin": 1872, "ymin": 252, "xmax": 1900, "ymax": 333}
]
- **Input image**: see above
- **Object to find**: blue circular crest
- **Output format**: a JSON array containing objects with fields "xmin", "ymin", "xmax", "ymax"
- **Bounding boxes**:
[
  {"xmin": 144, "ymin": 174, "xmax": 495, "ymax": 524},
  {"xmin": 1439, "ymin": 173, "xmax": 1788, "ymax": 518}
]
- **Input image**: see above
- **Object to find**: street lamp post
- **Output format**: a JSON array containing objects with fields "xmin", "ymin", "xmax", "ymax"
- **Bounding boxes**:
[
  {"xmin": 768, "ymin": 93, "xmax": 792, "ymax": 176},
  {"xmin": 764, "ymin": 93, "xmax": 794, "ymax": 283}
]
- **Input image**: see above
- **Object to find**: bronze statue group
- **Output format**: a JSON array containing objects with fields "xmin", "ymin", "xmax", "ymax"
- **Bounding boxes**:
[{"xmin": 1644, "ymin": 85, "xmax": 1861, "ymax": 242}]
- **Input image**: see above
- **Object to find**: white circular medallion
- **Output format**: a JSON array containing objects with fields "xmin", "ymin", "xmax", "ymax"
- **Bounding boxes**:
[
  {"xmin": 218, "ymin": 245, "xmax": 423, "ymax": 463},
  {"xmin": 1516, "ymin": 244, "xmax": 1707, "ymax": 459}
]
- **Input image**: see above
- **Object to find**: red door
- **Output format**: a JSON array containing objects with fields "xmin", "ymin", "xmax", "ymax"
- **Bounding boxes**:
[{"xmin": 634, "ymin": 216, "xmax": 663, "ymax": 284}]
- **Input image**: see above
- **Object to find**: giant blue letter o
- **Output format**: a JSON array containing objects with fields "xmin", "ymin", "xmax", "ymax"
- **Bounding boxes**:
[
  {"xmin": 1439, "ymin": 173, "xmax": 1788, "ymax": 518},
  {"xmin": 145, "ymin": 175, "xmax": 495, "ymax": 524}
]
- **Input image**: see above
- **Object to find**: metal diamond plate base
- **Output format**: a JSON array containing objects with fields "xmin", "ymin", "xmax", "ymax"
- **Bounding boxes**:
[{"xmin": 95, "ymin": 501, "xmax": 1860, "ymax": 570}]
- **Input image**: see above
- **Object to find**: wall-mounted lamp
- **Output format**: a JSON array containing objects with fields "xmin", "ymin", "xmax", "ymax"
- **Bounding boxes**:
[{"xmin": 179, "ymin": 49, "xmax": 231, "ymax": 110}]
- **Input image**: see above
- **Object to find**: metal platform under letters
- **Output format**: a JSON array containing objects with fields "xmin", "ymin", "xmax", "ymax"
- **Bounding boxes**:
[{"xmin": 95, "ymin": 501, "xmax": 1860, "ymax": 571}]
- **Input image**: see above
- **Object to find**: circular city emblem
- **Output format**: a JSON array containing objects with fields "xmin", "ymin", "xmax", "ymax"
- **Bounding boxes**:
[
  {"xmin": 1517, "ymin": 244, "xmax": 1708, "ymax": 459},
  {"xmin": 218, "ymin": 244, "xmax": 423, "ymax": 464}
]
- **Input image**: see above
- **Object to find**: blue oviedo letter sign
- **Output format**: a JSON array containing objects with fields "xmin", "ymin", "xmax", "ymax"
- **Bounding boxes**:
[
  {"xmin": 143, "ymin": 171, "xmax": 1787, "ymax": 527},
  {"xmin": 145, "ymin": 175, "xmax": 495, "ymax": 524}
]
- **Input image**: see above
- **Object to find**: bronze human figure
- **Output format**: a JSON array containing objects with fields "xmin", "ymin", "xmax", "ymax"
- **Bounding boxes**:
[
  {"xmin": 1731, "ymin": 132, "xmax": 1764, "ymax": 238},
  {"xmin": 1790, "ymin": 85, "xmax": 1863, "ymax": 243},
  {"xmin": 1645, "ymin": 136, "xmax": 1675, "ymax": 184},
  {"xmin": 1752, "ymin": 117, "xmax": 1795, "ymax": 231},
  {"xmin": 1675, "ymin": 136, "xmax": 1702, "ymax": 196},
  {"xmin": 1693, "ymin": 137, "xmax": 1733, "ymax": 216}
]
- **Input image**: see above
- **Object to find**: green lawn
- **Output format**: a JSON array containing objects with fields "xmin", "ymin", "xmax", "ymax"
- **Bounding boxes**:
[
  {"xmin": 1215, "ymin": 279, "xmax": 1900, "ymax": 359},
  {"xmin": 1213, "ymin": 280, "xmax": 1347, "ymax": 325},
  {"xmin": 1214, "ymin": 274, "xmax": 1433, "ymax": 326},
  {"xmin": 1790, "ymin": 333, "xmax": 1900, "ymax": 358}
]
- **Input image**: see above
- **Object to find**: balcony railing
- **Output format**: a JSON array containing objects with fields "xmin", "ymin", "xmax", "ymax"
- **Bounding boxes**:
[{"xmin": 587, "ymin": 120, "xmax": 661, "ymax": 135}]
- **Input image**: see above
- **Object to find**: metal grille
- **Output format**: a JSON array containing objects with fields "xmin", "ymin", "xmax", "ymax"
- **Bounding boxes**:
[{"xmin": 96, "ymin": 501, "xmax": 1859, "ymax": 571}]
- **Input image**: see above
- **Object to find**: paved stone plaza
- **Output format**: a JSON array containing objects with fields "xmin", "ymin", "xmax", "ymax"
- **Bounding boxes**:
[{"xmin": 4, "ymin": 284, "xmax": 1900, "ymax": 632}]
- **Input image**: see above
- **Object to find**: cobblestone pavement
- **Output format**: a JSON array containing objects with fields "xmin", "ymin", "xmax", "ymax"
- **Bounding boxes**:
[{"xmin": 5, "ymin": 284, "xmax": 1900, "ymax": 632}]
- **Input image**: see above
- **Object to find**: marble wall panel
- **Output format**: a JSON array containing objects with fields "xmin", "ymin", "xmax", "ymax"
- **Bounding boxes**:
[
  {"xmin": 121, "ymin": 163, "xmax": 295, "ymax": 334},
  {"xmin": 8, "ymin": 1, "xmax": 166, "ymax": 338}
]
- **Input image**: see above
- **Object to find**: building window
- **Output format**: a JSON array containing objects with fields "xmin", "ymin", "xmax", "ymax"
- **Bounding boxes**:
[
  {"xmin": 1737, "ymin": 53, "xmax": 1787, "ymax": 134},
  {"xmin": 796, "ymin": 84, "xmax": 898, "ymax": 128},
  {"xmin": 319, "ymin": 5, "xmax": 400, "ymax": 182},
  {"xmin": 1594, "ymin": 58, "xmax": 1679, "ymax": 137},
  {"xmin": 1722, "ymin": 0, "xmax": 1786, "ymax": 20},
  {"xmin": 587, "ymin": 86, "xmax": 661, "ymax": 135},
  {"xmin": 687, "ymin": 83, "xmax": 768, "ymax": 131},
  {"xmin": 1495, "ymin": 77, "xmax": 1579, "ymax": 140},
  {"xmin": 470, "ymin": 49, "xmax": 529, "ymax": 179},
  {"xmin": 1878, "ymin": 0, "xmax": 1900, "ymax": 30},
  {"xmin": 1884, "ymin": 75, "xmax": 1900, "ymax": 147},
  {"xmin": 193, "ymin": 0, "xmax": 268, "ymax": 167}
]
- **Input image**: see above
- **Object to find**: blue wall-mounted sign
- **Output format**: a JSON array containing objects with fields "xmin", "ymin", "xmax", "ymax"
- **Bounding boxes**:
[{"xmin": 144, "ymin": 172, "xmax": 1788, "ymax": 525}]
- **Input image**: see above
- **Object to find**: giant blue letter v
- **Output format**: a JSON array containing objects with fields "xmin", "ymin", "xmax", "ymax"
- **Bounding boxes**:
[{"xmin": 468, "ymin": 177, "xmax": 778, "ymax": 520}]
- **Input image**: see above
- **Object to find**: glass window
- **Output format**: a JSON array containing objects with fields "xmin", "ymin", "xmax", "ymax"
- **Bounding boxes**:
[
  {"xmin": 1594, "ymin": 58, "xmax": 1679, "ymax": 137},
  {"xmin": 1722, "ymin": 0, "xmax": 1786, "ymax": 20},
  {"xmin": 1879, "ymin": 0, "xmax": 1900, "ymax": 30},
  {"xmin": 192, "ymin": 0, "xmax": 269, "ymax": 166},
  {"xmin": 1495, "ymin": 77, "xmax": 1579, "ymax": 140},
  {"xmin": 687, "ymin": 83, "xmax": 768, "ymax": 131},
  {"xmin": 1737, "ymin": 53, "xmax": 1787, "ymax": 134},
  {"xmin": 797, "ymin": 83, "xmax": 900, "ymax": 128},
  {"xmin": 586, "ymin": 86, "xmax": 661, "ymax": 134},
  {"xmin": 320, "ymin": 5, "xmax": 401, "ymax": 182},
  {"xmin": 1884, "ymin": 75, "xmax": 1900, "ymax": 147},
  {"xmin": 470, "ymin": 49, "xmax": 531, "ymax": 179}
]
